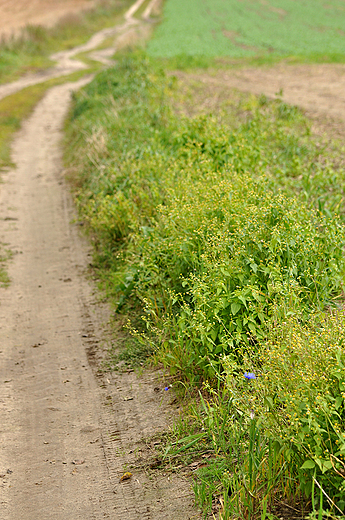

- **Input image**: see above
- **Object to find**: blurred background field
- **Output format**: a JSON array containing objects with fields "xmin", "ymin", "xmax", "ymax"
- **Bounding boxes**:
[{"xmin": 148, "ymin": 0, "xmax": 345, "ymax": 62}]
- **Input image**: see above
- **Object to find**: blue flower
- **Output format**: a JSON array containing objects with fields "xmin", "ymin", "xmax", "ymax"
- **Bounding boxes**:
[
  {"xmin": 164, "ymin": 386, "xmax": 170, "ymax": 391},
  {"xmin": 244, "ymin": 372, "xmax": 256, "ymax": 380}
]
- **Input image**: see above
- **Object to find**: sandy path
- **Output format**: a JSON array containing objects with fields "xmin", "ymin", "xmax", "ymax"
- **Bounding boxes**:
[
  {"xmin": 0, "ymin": 77, "xmax": 113, "ymax": 519},
  {"xmin": 0, "ymin": 2, "xmax": 199, "ymax": 518},
  {"xmin": 0, "ymin": 0, "xmax": 96, "ymax": 38}
]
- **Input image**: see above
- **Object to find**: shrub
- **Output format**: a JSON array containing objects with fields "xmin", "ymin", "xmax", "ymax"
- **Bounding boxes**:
[
  {"xmin": 135, "ymin": 165, "xmax": 345, "ymax": 376},
  {"xmin": 225, "ymin": 312, "xmax": 345, "ymax": 514}
]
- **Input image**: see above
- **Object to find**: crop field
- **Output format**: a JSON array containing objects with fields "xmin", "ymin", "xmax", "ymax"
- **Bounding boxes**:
[{"xmin": 148, "ymin": 0, "xmax": 345, "ymax": 61}]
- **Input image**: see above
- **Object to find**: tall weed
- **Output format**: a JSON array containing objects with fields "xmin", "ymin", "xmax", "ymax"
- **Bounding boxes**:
[
  {"xmin": 65, "ymin": 51, "xmax": 345, "ymax": 516},
  {"xmin": 66, "ymin": 52, "xmax": 345, "ymax": 376}
]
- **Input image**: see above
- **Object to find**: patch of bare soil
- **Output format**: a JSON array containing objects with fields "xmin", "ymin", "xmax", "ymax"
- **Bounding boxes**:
[
  {"xmin": 0, "ymin": 0, "xmax": 97, "ymax": 38},
  {"xmin": 176, "ymin": 62, "xmax": 345, "ymax": 140},
  {"xmin": 0, "ymin": 2, "xmax": 199, "ymax": 519}
]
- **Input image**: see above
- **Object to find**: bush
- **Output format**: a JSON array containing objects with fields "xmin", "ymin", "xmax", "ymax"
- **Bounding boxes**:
[
  {"xmin": 225, "ymin": 312, "xmax": 345, "ymax": 514},
  {"xmin": 66, "ymin": 52, "xmax": 345, "ymax": 378}
]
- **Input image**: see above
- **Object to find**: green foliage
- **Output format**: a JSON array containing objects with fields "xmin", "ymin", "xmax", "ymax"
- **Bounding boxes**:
[
  {"xmin": 224, "ymin": 311, "xmax": 345, "ymax": 516},
  {"xmin": 164, "ymin": 311, "xmax": 345, "ymax": 518},
  {"xmin": 66, "ymin": 52, "xmax": 345, "ymax": 378},
  {"xmin": 135, "ymin": 167, "xmax": 344, "ymax": 376},
  {"xmin": 164, "ymin": 385, "xmax": 294, "ymax": 519},
  {"xmin": 148, "ymin": 0, "xmax": 345, "ymax": 62},
  {"xmin": 65, "ymin": 51, "xmax": 345, "ymax": 517}
]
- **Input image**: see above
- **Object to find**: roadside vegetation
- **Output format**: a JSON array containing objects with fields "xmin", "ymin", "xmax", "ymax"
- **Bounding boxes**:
[
  {"xmin": 65, "ymin": 51, "xmax": 345, "ymax": 519},
  {"xmin": 148, "ymin": 0, "xmax": 345, "ymax": 65}
]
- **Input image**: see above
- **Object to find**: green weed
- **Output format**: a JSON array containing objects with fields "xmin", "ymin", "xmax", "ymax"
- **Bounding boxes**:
[
  {"xmin": 223, "ymin": 311, "xmax": 345, "ymax": 516},
  {"xmin": 64, "ymin": 51, "xmax": 345, "ymax": 517}
]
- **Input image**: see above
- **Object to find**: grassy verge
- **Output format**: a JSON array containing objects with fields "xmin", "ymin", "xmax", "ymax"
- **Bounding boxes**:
[
  {"xmin": 0, "ymin": 0, "xmax": 132, "ymax": 85},
  {"xmin": 64, "ymin": 52, "xmax": 345, "ymax": 518},
  {"xmin": 0, "ymin": 244, "xmax": 12, "ymax": 287}
]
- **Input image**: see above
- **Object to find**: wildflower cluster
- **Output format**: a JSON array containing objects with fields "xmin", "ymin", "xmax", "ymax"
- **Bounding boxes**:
[{"xmin": 225, "ymin": 312, "xmax": 345, "ymax": 513}]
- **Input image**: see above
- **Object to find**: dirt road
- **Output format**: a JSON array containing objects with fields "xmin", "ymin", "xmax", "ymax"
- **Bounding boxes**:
[
  {"xmin": 0, "ymin": 0, "xmax": 97, "ymax": 38},
  {"xmin": 0, "ymin": 2, "xmax": 199, "ymax": 519}
]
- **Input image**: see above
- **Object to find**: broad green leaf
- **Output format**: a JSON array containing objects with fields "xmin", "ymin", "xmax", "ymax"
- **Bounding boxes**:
[
  {"xmin": 231, "ymin": 302, "xmax": 241, "ymax": 316},
  {"xmin": 335, "ymin": 396, "xmax": 343, "ymax": 410},
  {"xmin": 300, "ymin": 460, "xmax": 315, "ymax": 470}
]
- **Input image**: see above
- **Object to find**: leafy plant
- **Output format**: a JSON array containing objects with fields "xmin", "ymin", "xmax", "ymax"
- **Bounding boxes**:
[
  {"xmin": 224, "ymin": 311, "xmax": 345, "ymax": 515},
  {"xmin": 64, "ymin": 51, "xmax": 345, "ymax": 517}
]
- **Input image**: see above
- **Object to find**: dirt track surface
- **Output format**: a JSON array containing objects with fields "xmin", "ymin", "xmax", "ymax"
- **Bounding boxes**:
[
  {"xmin": 0, "ymin": 2, "xmax": 199, "ymax": 519},
  {"xmin": 0, "ymin": 0, "xmax": 96, "ymax": 37}
]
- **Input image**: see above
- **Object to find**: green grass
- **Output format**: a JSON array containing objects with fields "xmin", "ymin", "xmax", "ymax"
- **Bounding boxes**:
[
  {"xmin": 148, "ymin": 0, "xmax": 345, "ymax": 63},
  {"xmin": 0, "ymin": 0, "xmax": 132, "ymax": 85},
  {"xmin": 64, "ymin": 51, "xmax": 345, "ymax": 517}
]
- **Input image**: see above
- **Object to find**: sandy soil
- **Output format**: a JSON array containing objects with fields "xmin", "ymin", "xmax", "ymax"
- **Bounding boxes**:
[
  {"xmin": 0, "ymin": 2, "xmax": 200, "ymax": 519},
  {"xmin": 0, "ymin": 0, "xmax": 97, "ymax": 38},
  {"xmin": 177, "ymin": 63, "xmax": 345, "ymax": 138}
]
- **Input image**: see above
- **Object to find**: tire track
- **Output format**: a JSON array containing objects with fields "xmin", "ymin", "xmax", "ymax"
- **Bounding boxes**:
[{"xmin": 0, "ymin": 1, "xmax": 200, "ymax": 518}]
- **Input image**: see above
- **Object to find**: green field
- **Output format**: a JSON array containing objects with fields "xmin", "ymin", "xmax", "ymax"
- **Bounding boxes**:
[{"xmin": 148, "ymin": 0, "xmax": 345, "ymax": 60}]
